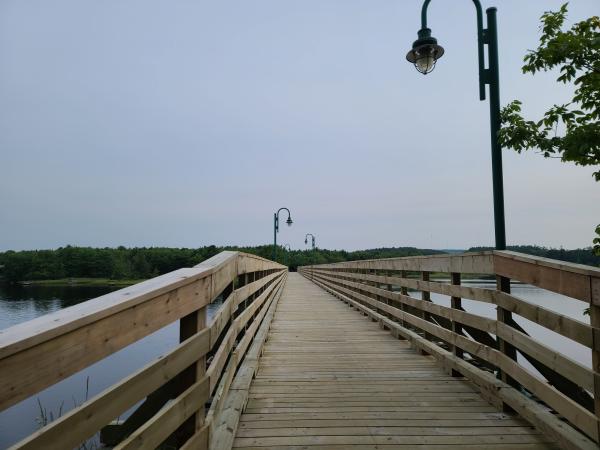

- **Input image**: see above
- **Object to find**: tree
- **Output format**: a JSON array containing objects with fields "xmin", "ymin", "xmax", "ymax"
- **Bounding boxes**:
[{"xmin": 498, "ymin": 3, "xmax": 599, "ymax": 247}]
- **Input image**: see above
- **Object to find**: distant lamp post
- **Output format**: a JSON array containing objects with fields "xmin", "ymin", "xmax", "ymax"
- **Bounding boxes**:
[
  {"xmin": 283, "ymin": 243, "xmax": 291, "ymax": 267},
  {"xmin": 304, "ymin": 233, "xmax": 316, "ymax": 250},
  {"xmin": 273, "ymin": 207, "xmax": 293, "ymax": 260},
  {"xmin": 304, "ymin": 233, "xmax": 317, "ymax": 280},
  {"xmin": 406, "ymin": 0, "xmax": 506, "ymax": 250}
]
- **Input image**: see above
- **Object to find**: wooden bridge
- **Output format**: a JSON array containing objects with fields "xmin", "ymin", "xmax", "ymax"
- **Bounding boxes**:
[{"xmin": 1, "ymin": 250, "xmax": 599, "ymax": 449}]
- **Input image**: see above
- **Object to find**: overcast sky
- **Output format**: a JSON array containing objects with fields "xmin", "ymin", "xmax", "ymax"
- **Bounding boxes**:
[{"xmin": 1, "ymin": 0, "xmax": 598, "ymax": 251}]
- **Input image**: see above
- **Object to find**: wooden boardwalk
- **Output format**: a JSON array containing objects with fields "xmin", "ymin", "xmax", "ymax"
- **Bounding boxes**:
[{"xmin": 233, "ymin": 273, "xmax": 557, "ymax": 450}]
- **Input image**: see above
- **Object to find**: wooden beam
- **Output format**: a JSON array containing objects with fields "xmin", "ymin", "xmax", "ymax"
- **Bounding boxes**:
[
  {"xmin": 451, "ymin": 272, "xmax": 463, "ymax": 375},
  {"xmin": 114, "ymin": 377, "xmax": 209, "ymax": 450},
  {"xmin": 10, "ymin": 328, "xmax": 210, "ymax": 450},
  {"xmin": 493, "ymin": 252, "xmax": 593, "ymax": 303}
]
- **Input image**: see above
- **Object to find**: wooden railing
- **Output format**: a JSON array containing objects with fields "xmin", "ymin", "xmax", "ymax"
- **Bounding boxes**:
[
  {"xmin": 299, "ymin": 251, "xmax": 600, "ymax": 450},
  {"xmin": 0, "ymin": 251, "xmax": 287, "ymax": 450}
]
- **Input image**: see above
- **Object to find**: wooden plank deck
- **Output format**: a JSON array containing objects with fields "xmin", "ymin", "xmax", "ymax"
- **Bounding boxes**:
[{"xmin": 232, "ymin": 273, "xmax": 558, "ymax": 450}]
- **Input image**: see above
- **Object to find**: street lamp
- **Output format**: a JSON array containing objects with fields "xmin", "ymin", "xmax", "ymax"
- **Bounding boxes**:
[
  {"xmin": 304, "ymin": 233, "xmax": 317, "ymax": 280},
  {"xmin": 282, "ymin": 243, "xmax": 292, "ymax": 267},
  {"xmin": 406, "ymin": 0, "xmax": 506, "ymax": 250},
  {"xmin": 304, "ymin": 233, "xmax": 316, "ymax": 250},
  {"xmin": 273, "ymin": 207, "xmax": 293, "ymax": 260}
]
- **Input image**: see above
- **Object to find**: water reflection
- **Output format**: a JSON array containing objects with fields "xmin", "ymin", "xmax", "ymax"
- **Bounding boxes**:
[{"xmin": 0, "ymin": 284, "xmax": 120, "ymax": 329}]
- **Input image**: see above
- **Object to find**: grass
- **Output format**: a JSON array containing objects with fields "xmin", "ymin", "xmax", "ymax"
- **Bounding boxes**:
[
  {"xmin": 36, "ymin": 376, "xmax": 99, "ymax": 450},
  {"xmin": 19, "ymin": 278, "xmax": 146, "ymax": 287}
]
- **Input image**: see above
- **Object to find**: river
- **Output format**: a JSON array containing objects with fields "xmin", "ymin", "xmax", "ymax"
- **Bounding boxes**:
[
  {"xmin": 0, "ymin": 283, "xmax": 223, "ymax": 448},
  {"xmin": 0, "ymin": 280, "xmax": 592, "ymax": 448}
]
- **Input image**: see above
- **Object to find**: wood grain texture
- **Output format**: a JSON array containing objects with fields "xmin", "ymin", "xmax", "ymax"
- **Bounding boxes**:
[
  {"xmin": 232, "ymin": 273, "xmax": 557, "ymax": 450},
  {"xmin": 311, "ymin": 268, "xmax": 592, "ymax": 348},
  {"xmin": 305, "ymin": 272, "xmax": 598, "ymax": 450},
  {"xmin": 3, "ymin": 252, "xmax": 285, "ymax": 449},
  {"xmin": 310, "ymin": 271, "xmax": 599, "ymax": 441}
]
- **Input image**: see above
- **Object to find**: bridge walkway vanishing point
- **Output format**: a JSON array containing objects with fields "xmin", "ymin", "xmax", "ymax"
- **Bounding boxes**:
[{"xmin": 233, "ymin": 273, "xmax": 556, "ymax": 449}]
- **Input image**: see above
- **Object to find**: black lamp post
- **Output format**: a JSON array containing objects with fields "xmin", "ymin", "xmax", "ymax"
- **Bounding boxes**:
[
  {"xmin": 273, "ymin": 207, "xmax": 293, "ymax": 260},
  {"xmin": 304, "ymin": 233, "xmax": 316, "ymax": 279},
  {"xmin": 282, "ymin": 243, "xmax": 292, "ymax": 267},
  {"xmin": 406, "ymin": 0, "xmax": 506, "ymax": 250},
  {"xmin": 304, "ymin": 233, "xmax": 316, "ymax": 250}
]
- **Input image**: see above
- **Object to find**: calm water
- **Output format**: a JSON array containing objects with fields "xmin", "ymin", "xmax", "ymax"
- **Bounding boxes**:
[
  {"xmin": 0, "ymin": 280, "xmax": 593, "ymax": 448},
  {"xmin": 0, "ymin": 283, "xmax": 222, "ymax": 448}
]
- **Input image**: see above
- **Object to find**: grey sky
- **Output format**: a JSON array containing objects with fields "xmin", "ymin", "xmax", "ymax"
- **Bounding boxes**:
[{"xmin": 1, "ymin": 0, "xmax": 598, "ymax": 251}]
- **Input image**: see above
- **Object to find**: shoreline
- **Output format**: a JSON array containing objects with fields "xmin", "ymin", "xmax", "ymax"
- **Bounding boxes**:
[{"xmin": 15, "ymin": 278, "xmax": 145, "ymax": 287}]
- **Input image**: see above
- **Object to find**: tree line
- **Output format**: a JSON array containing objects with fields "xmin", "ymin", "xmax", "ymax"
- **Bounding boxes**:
[
  {"xmin": 0, "ymin": 245, "xmax": 442, "ymax": 283},
  {"xmin": 468, "ymin": 245, "xmax": 600, "ymax": 267},
  {"xmin": 0, "ymin": 244, "xmax": 597, "ymax": 283}
]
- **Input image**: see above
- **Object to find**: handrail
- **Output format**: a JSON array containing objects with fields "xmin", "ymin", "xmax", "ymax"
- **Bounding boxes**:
[
  {"xmin": 0, "ymin": 251, "xmax": 287, "ymax": 449},
  {"xmin": 299, "ymin": 250, "xmax": 600, "ymax": 450}
]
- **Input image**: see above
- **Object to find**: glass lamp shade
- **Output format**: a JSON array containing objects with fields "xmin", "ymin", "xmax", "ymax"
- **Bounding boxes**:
[
  {"xmin": 415, "ymin": 51, "xmax": 437, "ymax": 74},
  {"xmin": 406, "ymin": 28, "xmax": 444, "ymax": 75}
]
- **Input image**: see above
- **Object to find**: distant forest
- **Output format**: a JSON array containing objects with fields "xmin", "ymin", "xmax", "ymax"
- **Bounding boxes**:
[
  {"xmin": 468, "ymin": 245, "xmax": 600, "ymax": 267},
  {"xmin": 0, "ymin": 245, "xmax": 442, "ymax": 283},
  {"xmin": 0, "ymin": 245, "xmax": 598, "ymax": 283}
]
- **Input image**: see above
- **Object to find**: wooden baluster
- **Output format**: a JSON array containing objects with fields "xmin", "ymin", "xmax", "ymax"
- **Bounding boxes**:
[
  {"xmin": 421, "ymin": 271, "xmax": 432, "ymax": 332},
  {"xmin": 357, "ymin": 268, "xmax": 365, "ymax": 313},
  {"xmin": 372, "ymin": 267, "xmax": 380, "ymax": 320},
  {"xmin": 421, "ymin": 271, "xmax": 432, "ymax": 346},
  {"xmin": 591, "ymin": 277, "xmax": 600, "ymax": 439},
  {"xmin": 176, "ymin": 304, "xmax": 207, "ymax": 445},
  {"xmin": 388, "ymin": 270, "xmax": 404, "ymax": 339},
  {"xmin": 400, "ymin": 270, "xmax": 408, "ymax": 329},
  {"xmin": 372, "ymin": 268, "xmax": 383, "ymax": 325},
  {"xmin": 385, "ymin": 270, "xmax": 392, "ymax": 320},
  {"xmin": 243, "ymin": 272, "xmax": 249, "ymax": 309},
  {"xmin": 451, "ymin": 272, "xmax": 463, "ymax": 377}
]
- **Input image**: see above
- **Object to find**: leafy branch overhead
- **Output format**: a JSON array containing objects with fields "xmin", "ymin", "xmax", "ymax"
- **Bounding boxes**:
[
  {"xmin": 498, "ymin": 3, "xmax": 599, "ymax": 180},
  {"xmin": 499, "ymin": 3, "xmax": 599, "ymax": 252}
]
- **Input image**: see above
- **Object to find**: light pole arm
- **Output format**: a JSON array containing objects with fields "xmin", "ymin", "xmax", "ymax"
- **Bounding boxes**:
[
  {"xmin": 274, "ymin": 208, "xmax": 291, "ymax": 233},
  {"xmin": 273, "ymin": 207, "xmax": 293, "ymax": 260},
  {"xmin": 416, "ymin": 0, "xmax": 505, "ymax": 250},
  {"xmin": 305, "ymin": 233, "xmax": 316, "ymax": 250},
  {"xmin": 276, "ymin": 207, "xmax": 291, "ymax": 219},
  {"xmin": 420, "ymin": 0, "xmax": 431, "ymax": 28},
  {"xmin": 420, "ymin": 0, "xmax": 486, "ymax": 100}
]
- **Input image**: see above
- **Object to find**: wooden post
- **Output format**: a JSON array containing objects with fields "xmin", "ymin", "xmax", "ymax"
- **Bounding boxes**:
[
  {"xmin": 421, "ymin": 271, "xmax": 432, "ymax": 346},
  {"xmin": 496, "ymin": 275, "xmax": 518, "ymax": 412},
  {"xmin": 450, "ymin": 272, "xmax": 463, "ymax": 377},
  {"xmin": 176, "ymin": 305, "xmax": 207, "ymax": 445},
  {"xmin": 385, "ymin": 270, "xmax": 392, "ymax": 322},
  {"xmin": 360, "ymin": 268, "xmax": 368, "ymax": 312},
  {"xmin": 372, "ymin": 268, "xmax": 382, "ymax": 321},
  {"xmin": 590, "ymin": 277, "xmax": 600, "ymax": 439},
  {"xmin": 400, "ymin": 270, "xmax": 408, "ymax": 329}
]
